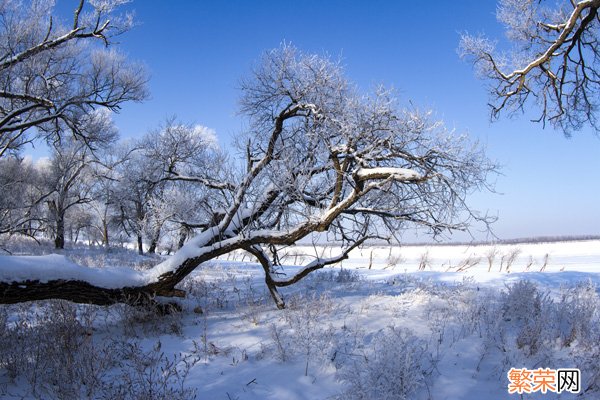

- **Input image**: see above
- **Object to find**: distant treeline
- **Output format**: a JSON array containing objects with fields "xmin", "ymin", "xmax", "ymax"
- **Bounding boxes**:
[{"xmin": 394, "ymin": 234, "xmax": 600, "ymax": 247}]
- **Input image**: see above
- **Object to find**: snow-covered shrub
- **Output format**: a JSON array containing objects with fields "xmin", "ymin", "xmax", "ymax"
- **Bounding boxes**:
[
  {"xmin": 309, "ymin": 267, "xmax": 362, "ymax": 284},
  {"xmin": 235, "ymin": 277, "xmax": 270, "ymax": 326},
  {"xmin": 501, "ymin": 280, "xmax": 553, "ymax": 356},
  {"xmin": 178, "ymin": 272, "xmax": 231, "ymax": 312},
  {"xmin": 500, "ymin": 247, "xmax": 521, "ymax": 272},
  {"xmin": 338, "ymin": 327, "xmax": 432, "ymax": 400},
  {"xmin": 423, "ymin": 280, "xmax": 482, "ymax": 349},
  {"xmin": 329, "ymin": 320, "xmax": 366, "ymax": 371},
  {"xmin": 101, "ymin": 340, "xmax": 199, "ymax": 400},
  {"xmin": 418, "ymin": 251, "xmax": 430, "ymax": 271},
  {"xmin": 269, "ymin": 323, "xmax": 290, "ymax": 362},
  {"xmin": 454, "ymin": 254, "xmax": 481, "ymax": 271},
  {"xmin": 485, "ymin": 246, "xmax": 499, "ymax": 272},
  {"xmin": 555, "ymin": 280, "xmax": 600, "ymax": 349},
  {"xmin": 469, "ymin": 279, "xmax": 600, "ymax": 392},
  {"xmin": 500, "ymin": 280, "xmax": 600, "ymax": 356},
  {"xmin": 0, "ymin": 301, "xmax": 199, "ymax": 399},
  {"xmin": 501, "ymin": 280, "xmax": 543, "ymax": 324},
  {"xmin": 66, "ymin": 246, "xmax": 161, "ymax": 271},
  {"xmin": 0, "ymin": 301, "xmax": 113, "ymax": 398},
  {"xmin": 111, "ymin": 300, "xmax": 184, "ymax": 337},
  {"xmin": 386, "ymin": 253, "xmax": 405, "ymax": 268},
  {"xmin": 269, "ymin": 293, "xmax": 337, "ymax": 375},
  {"xmin": 334, "ymin": 267, "xmax": 362, "ymax": 283}
]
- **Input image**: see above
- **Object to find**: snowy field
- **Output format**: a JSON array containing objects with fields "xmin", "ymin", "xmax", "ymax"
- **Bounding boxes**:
[{"xmin": 1, "ymin": 238, "xmax": 600, "ymax": 399}]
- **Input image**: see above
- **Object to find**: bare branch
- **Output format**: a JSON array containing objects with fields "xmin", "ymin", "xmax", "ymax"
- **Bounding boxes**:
[{"xmin": 460, "ymin": 0, "xmax": 600, "ymax": 133}]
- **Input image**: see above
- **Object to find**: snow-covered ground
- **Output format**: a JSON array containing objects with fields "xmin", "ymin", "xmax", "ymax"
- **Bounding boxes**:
[{"xmin": 1, "ymin": 239, "xmax": 599, "ymax": 399}]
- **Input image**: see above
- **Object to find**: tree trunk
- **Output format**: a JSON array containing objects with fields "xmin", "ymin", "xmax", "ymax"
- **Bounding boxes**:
[
  {"xmin": 102, "ymin": 219, "xmax": 110, "ymax": 248},
  {"xmin": 0, "ymin": 211, "xmax": 367, "ymax": 310},
  {"xmin": 177, "ymin": 226, "xmax": 188, "ymax": 249},
  {"xmin": 55, "ymin": 215, "xmax": 65, "ymax": 249},
  {"xmin": 147, "ymin": 231, "xmax": 159, "ymax": 254},
  {"xmin": 136, "ymin": 234, "xmax": 143, "ymax": 255},
  {"xmin": 0, "ymin": 279, "xmax": 185, "ymax": 313},
  {"xmin": 0, "ymin": 252, "xmax": 207, "ymax": 308},
  {"xmin": 135, "ymin": 202, "xmax": 145, "ymax": 255}
]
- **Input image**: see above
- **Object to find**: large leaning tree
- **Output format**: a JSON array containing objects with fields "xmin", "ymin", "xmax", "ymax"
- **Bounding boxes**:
[
  {"xmin": 0, "ymin": 46, "xmax": 497, "ymax": 309},
  {"xmin": 0, "ymin": 0, "xmax": 148, "ymax": 157},
  {"xmin": 459, "ymin": 0, "xmax": 600, "ymax": 135}
]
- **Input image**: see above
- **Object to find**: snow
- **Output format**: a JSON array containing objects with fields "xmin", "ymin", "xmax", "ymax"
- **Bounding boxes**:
[
  {"xmin": 0, "ymin": 254, "xmax": 146, "ymax": 288},
  {"xmin": 143, "ymin": 227, "xmax": 220, "ymax": 281},
  {"xmin": 1, "ymin": 239, "xmax": 599, "ymax": 399},
  {"xmin": 1, "ymin": 237, "xmax": 598, "ymax": 288},
  {"xmin": 0, "ymin": 228, "xmax": 219, "ymax": 288},
  {"xmin": 355, "ymin": 166, "xmax": 422, "ymax": 181}
]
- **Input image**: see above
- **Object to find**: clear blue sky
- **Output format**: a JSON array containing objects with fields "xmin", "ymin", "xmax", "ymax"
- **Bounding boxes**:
[{"xmin": 52, "ymin": 1, "xmax": 600, "ymax": 241}]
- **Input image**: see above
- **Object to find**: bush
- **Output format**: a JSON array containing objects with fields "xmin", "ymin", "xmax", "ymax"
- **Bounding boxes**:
[
  {"xmin": 555, "ymin": 280, "xmax": 600, "ymax": 349},
  {"xmin": 0, "ymin": 301, "xmax": 198, "ymax": 399},
  {"xmin": 270, "ymin": 293, "xmax": 337, "ymax": 376},
  {"xmin": 338, "ymin": 327, "xmax": 433, "ymax": 400}
]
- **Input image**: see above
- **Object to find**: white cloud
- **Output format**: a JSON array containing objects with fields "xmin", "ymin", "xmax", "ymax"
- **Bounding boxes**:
[{"xmin": 193, "ymin": 125, "xmax": 219, "ymax": 149}]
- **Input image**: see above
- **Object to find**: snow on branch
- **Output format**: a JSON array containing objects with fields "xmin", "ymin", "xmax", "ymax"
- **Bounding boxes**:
[{"xmin": 354, "ymin": 167, "xmax": 423, "ymax": 183}]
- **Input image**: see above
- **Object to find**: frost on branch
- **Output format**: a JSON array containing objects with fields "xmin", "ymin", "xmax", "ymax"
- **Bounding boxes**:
[
  {"xmin": 0, "ymin": 45, "xmax": 497, "ymax": 309},
  {"xmin": 460, "ymin": 0, "xmax": 600, "ymax": 134},
  {"xmin": 0, "ymin": 0, "xmax": 148, "ymax": 157}
]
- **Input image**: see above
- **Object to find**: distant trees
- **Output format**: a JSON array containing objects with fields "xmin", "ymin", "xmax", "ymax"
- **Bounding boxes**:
[
  {"xmin": 113, "ymin": 145, "xmax": 161, "ymax": 255},
  {"xmin": 460, "ymin": 0, "xmax": 600, "ymax": 134},
  {"xmin": 136, "ymin": 120, "xmax": 231, "ymax": 253},
  {"xmin": 0, "ymin": 45, "xmax": 498, "ymax": 309},
  {"xmin": 42, "ymin": 140, "xmax": 93, "ymax": 249},
  {"xmin": 1, "ymin": 115, "xmax": 224, "ymax": 254},
  {"xmin": 86, "ymin": 147, "xmax": 127, "ymax": 248},
  {"xmin": 39, "ymin": 110, "xmax": 118, "ymax": 249},
  {"xmin": 114, "ymin": 120, "xmax": 226, "ymax": 254},
  {"xmin": 0, "ymin": 156, "xmax": 41, "ymax": 235},
  {"xmin": 0, "ymin": 0, "xmax": 147, "ymax": 238}
]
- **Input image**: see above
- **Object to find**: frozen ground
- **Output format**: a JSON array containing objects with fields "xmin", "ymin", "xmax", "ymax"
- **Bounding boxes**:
[{"xmin": 0, "ymin": 238, "xmax": 599, "ymax": 399}]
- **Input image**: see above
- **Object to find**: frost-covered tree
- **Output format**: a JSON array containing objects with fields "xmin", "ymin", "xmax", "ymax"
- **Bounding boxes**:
[
  {"xmin": 0, "ymin": 0, "xmax": 148, "ymax": 157},
  {"xmin": 113, "ymin": 144, "xmax": 160, "ymax": 255},
  {"xmin": 0, "ymin": 46, "xmax": 497, "ymax": 309},
  {"xmin": 0, "ymin": 156, "xmax": 42, "ymax": 235},
  {"xmin": 114, "ymin": 120, "xmax": 228, "ymax": 255},
  {"xmin": 140, "ymin": 119, "xmax": 231, "ymax": 253},
  {"xmin": 460, "ymin": 0, "xmax": 600, "ymax": 134},
  {"xmin": 41, "ymin": 140, "xmax": 94, "ymax": 249},
  {"xmin": 86, "ymin": 146, "xmax": 128, "ymax": 248},
  {"xmin": 64, "ymin": 203, "xmax": 94, "ymax": 244},
  {"xmin": 36, "ymin": 110, "xmax": 117, "ymax": 249}
]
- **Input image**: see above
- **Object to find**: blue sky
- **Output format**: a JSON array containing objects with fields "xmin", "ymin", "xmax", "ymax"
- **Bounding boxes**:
[{"xmin": 51, "ymin": 1, "xmax": 600, "ymax": 240}]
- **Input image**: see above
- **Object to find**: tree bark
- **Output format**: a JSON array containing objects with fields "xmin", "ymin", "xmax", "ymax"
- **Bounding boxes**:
[
  {"xmin": 54, "ymin": 215, "xmax": 65, "ymax": 249},
  {"xmin": 177, "ymin": 225, "xmax": 188, "ymax": 249},
  {"xmin": 0, "ymin": 279, "xmax": 185, "ymax": 313},
  {"xmin": 136, "ymin": 234, "xmax": 143, "ymax": 255},
  {"xmin": 102, "ymin": 220, "xmax": 110, "ymax": 248},
  {"xmin": 147, "ymin": 227, "xmax": 160, "ymax": 254}
]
